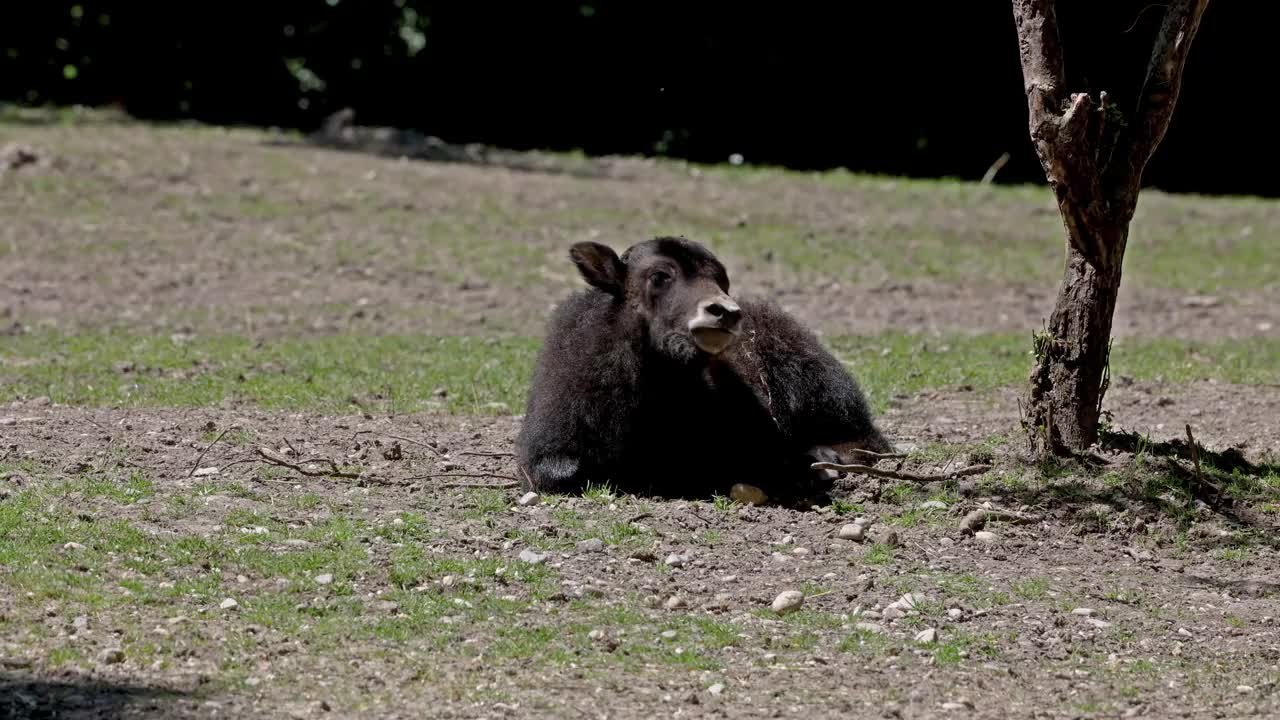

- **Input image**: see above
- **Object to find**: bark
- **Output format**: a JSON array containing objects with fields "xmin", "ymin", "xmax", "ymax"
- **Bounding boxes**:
[{"xmin": 1012, "ymin": 0, "xmax": 1209, "ymax": 454}]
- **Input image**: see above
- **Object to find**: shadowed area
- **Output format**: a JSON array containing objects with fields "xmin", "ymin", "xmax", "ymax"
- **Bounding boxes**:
[{"xmin": 0, "ymin": 672, "xmax": 196, "ymax": 720}]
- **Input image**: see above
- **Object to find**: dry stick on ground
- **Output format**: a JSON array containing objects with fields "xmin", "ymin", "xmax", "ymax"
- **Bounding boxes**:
[
  {"xmin": 844, "ymin": 448, "xmax": 908, "ymax": 462},
  {"xmin": 254, "ymin": 446, "xmax": 361, "ymax": 479},
  {"xmin": 188, "ymin": 425, "xmax": 240, "ymax": 477},
  {"xmin": 812, "ymin": 462, "xmax": 993, "ymax": 483},
  {"xmin": 404, "ymin": 472, "xmax": 520, "ymax": 489},
  {"xmin": 379, "ymin": 433, "xmax": 444, "ymax": 457},
  {"xmin": 458, "ymin": 451, "xmax": 515, "ymax": 458},
  {"xmin": 959, "ymin": 507, "xmax": 1045, "ymax": 535}
]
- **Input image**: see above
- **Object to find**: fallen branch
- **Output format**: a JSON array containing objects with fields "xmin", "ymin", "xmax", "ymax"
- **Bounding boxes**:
[
  {"xmin": 379, "ymin": 433, "xmax": 444, "ymax": 457},
  {"xmin": 843, "ymin": 448, "xmax": 908, "ymax": 462},
  {"xmin": 959, "ymin": 507, "xmax": 1045, "ymax": 535},
  {"xmin": 188, "ymin": 425, "xmax": 240, "ymax": 478},
  {"xmin": 254, "ymin": 446, "xmax": 361, "ymax": 479},
  {"xmin": 404, "ymin": 472, "xmax": 520, "ymax": 489},
  {"xmin": 812, "ymin": 462, "xmax": 993, "ymax": 483},
  {"xmin": 458, "ymin": 451, "xmax": 515, "ymax": 458}
]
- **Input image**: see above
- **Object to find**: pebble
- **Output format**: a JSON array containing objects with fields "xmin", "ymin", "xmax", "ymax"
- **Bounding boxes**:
[
  {"xmin": 947, "ymin": 608, "xmax": 963, "ymax": 621},
  {"xmin": 283, "ymin": 539, "xmax": 310, "ymax": 547},
  {"xmin": 72, "ymin": 616, "xmax": 89, "ymax": 631},
  {"xmin": 665, "ymin": 553, "xmax": 687, "ymax": 568},
  {"xmin": 518, "ymin": 549, "xmax": 547, "ymax": 565},
  {"xmin": 939, "ymin": 537, "xmax": 955, "ymax": 548},
  {"xmin": 665, "ymin": 595, "xmax": 688, "ymax": 610},
  {"xmin": 372, "ymin": 600, "xmax": 399, "ymax": 613},
  {"xmin": 914, "ymin": 628, "xmax": 939, "ymax": 644},
  {"xmin": 192, "ymin": 467, "xmax": 220, "ymax": 477},
  {"xmin": 729, "ymin": 483, "xmax": 768, "ymax": 506},
  {"xmin": 576, "ymin": 538, "xmax": 605, "ymax": 553},
  {"xmin": 1237, "ymin": 685, "xmax": 1254, "ymax": 694},
  {"xmin": 63, "ymin": 542, "xmax": 85, "ymax": 551},
  {"xmin": 98, "ymin": 648, "xmax": 125, "ymax": 665},
  {"xmin": 838, "ymin": 524, "xmax": 865, "ymax": 541},
  {"xmin": 771, "ymin": 590, "xmax": 805, "ymax": 615},
  {"xmin": 854, "ymin": 622, "xmax": 885, "ymax": 634},
  {"xmin": 660, "ymin": 630, "xmax": 678, "ymax": 640},
  {"xmin": 1087, "ymin": 618, "xmax": 1113, "ymax": 629},
  {"xmin": 791, "ymin": 547, "xmax": 811, "ymax": 556},
  {"xmin": 920, "ymin": 500, "xmax": 948, "ymax": 511},
  {"xmin": 708, "ymin": 683, "xmax": 725, "ymax": 697},
  {"xmin": 973, "ymin": 531, "xmax": 997, "ymax": 544},
  {"xmin": 517, "ymin": 492, "xmax": 540, "ymax": 507},
  {"xmin": 1177, "ymin": 628, "xmax": 1193, "ymax": 638},
  {"xmin": 882, "ymin": 606, "xmax": 905, "ymax": 620},
  {"xmin": 941, "ymin": 702, "xmax": 967, "ymax": 711},
  {"xmin": 1071, "ymin": 608, "xmax": 1096, "ymax": 617},
  {"xmin": 588, "ymin": 629, "xmax": 606, "ymax": 641},
  {"xmin": 314, "ymin": 574, "xmax": 334, "ymax": 586},
  {"xmin": 219, "ymin": 598, "xmax": 238, "ymax": 611}
]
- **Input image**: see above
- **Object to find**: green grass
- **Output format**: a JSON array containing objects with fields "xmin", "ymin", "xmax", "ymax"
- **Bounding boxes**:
[{"xmin": 2, "ymin": 330, "xmax": 1275, "ymax": 415}]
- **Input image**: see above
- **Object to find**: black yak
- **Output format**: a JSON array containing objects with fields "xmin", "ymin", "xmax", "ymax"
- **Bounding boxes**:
[{"xmin": 514, "ymin": 236, "xmax": 891, "ymax": 502}]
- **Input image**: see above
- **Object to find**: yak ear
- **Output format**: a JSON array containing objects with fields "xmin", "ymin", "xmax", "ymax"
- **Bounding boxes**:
[{"xmin": 569, "ymin": 241, "xmax": 626, "ymax": 295}]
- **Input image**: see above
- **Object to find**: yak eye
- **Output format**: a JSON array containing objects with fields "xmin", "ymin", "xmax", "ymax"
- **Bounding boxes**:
[{"xmin": 649, "ymin": 271, "xmax": 672, "ymax": 288}]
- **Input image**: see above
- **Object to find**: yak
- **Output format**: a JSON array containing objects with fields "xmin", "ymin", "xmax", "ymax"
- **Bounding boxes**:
[{"xmin": 514, "ymin": 236, "xmax": 892, "ymax": 502}]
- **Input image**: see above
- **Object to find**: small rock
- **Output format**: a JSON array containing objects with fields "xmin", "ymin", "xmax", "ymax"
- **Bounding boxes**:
[
  {"xmin": 518, "ymin": 549, "xmax": 547, "ymax": 565},
  {"xmin": 1087, "ymin": 618, "xmax": 1113, "ymax": 629},
  {"xmin": 854, "ymin": 622, "xmax": 885, "ymax": 634},
  {"xmin": 244, "ymin": 677, "xmax": 261, "ymax": 687},
  {"xmin": 939, "ymin": 537, "xmax": 955, "ymax": 548},
  {"xmin": 665, "ymin": 595, "xmax": 687, "ymax": 610},
  {"xmin": 973, "ymin": 531, "xmax": 997, "ymax": 544},
  {"xmin": 1177, "ymin": 627, "xmax": 1193, "ymax": 638},
  {"xmin": 372, "ymin": 600, "xmax": 399, "ymax": 613},
  {"xmin": 947, "ymin": 608, "xmax": 963, "ymax": 621},
  {"xmin": 588, "ymin": 629, "xmax": 605, "ymax": 641},
  {"xmin": 920, "ymin": 500, "xmax": 948, "ymax": 511},
  {"xmin": 708, "ymin": 683, "xmax": 725, "ymax": 697},
  {"xmin": 192, "ymin": 466, "xmax": 220, "ymax": 477},
  {"xmin": 660, "ymin": 630, "xmax": 678, "ymax": 640},
  {"xmin": 883, "ymin": 530, "xmax": 900, "ymax": 547},
  {"xmin": 791, "ymin": 547, "xmax": 811, "ymax": 556},
  {"xmin": 63, "ymin": 542, "xmax": 85, "ymax": 551},
  {"xmin": 283, "ymin": 539, "xmax": 310, "ymax": 547},
  {"xmin": 729, "ymin": 483, "xmax": 768, "ymax": 506},
  {"xmin": 941, "ymin": 702, "xmax": 967, "ymax": 711},
  {"xmin": 72, "ymin": 616, "xmax": 89, "ymax": 631},
  {"xmin": 576, "ymin": 538, "xmax": 605, "ymax": 553},
  {"xmin": 517, "ymin": 492, "xmax": 540, "ymax": 507},
  {"xmin": 1237, "ymin": 685, "xmax": 1254, "ymax": 694},
  {"xmin": 664, "ymin": 553, "xmax": 687, "ymax": 568},
  {"xmin": 314, "ymin": 574, "xmax": 334, "ymax": 586},
  {"xmin": 914, "ymin": 628, "xmax": 939, "ymax": 644},
  {"xmin": 219, "ymin": 598, "xmax": 238, "ymax": 610},
  {"xmin": 771, "ymin": 590, "xmax": 805, "ymax": 615},
  {"xmin": 838, "ymin": 524, "xmax": 865, "ymax": 541},
  {"xmin": 98, "ymin": 648, "xmax": 125, "ymax": 665},
  {"xmin": 1071, "ymin": 608, "xmax": 1096, "ymax": 617}
]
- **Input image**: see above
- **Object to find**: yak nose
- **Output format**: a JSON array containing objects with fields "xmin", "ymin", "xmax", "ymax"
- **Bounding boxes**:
[{"xmin": 701, "ymin": 297, "xmax": 742, "ymax": 330}]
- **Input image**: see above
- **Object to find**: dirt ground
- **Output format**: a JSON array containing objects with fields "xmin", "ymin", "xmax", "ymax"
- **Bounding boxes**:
[{"xmin": 2, "ymin": 116, "xmax": 1279, "ymax": 718}]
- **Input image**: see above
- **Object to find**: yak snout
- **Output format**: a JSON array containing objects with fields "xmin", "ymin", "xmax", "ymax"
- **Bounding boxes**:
[{"xmin": 688, "ymin": 294, "xmax": 742, "ymax": 354}]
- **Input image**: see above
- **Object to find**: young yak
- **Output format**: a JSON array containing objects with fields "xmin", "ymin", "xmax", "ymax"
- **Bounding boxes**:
[{"xmin": 515, "ymin": 236, "xmax": 892, "ymax": 501}]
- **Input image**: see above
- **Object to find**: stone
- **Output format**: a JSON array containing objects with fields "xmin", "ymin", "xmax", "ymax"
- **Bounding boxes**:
[
  {"xmin": 792, "ymin": 547, "xmax": 811, "ymax": 556},
  {"xmin": 517, "ymin": 492, "xmax": 540, "ymax": 507},
  {"xmin": 771, "ymin": 590, "xmax": 804, "ymax": 615},
  {"xmin": 973, "ymin": 531, "xmax": 997, "ymax": 544},
  {"xmin": 838, "ymin": 524, "xmax": 865, "ymax": 541},
  {"xmin": 98, "ymin": 648, "xmax": 125, "ymax": 665},
  {"xmin": 920, "ymin": 500, "xmax": 948, "ymax": 511},
  {"xmin": 518, "ymin": 549, "xmax": 547, "ymax": 565},
  {"xmin": 664, "ymin": 553, "xmax": 687, "ymax": 568},
  {"xmin": 314, "ymin": 574, "xmax": 334, "ymax": 586},
  {"xmin": 219, "ymin": 598, "xmax": 238, "ymax": 611},
  {"xmin": 665, "ymin": 595, "xmax": 688, "ymax": 610},
  {"xmin": 62, "ymin": 542, "xmax": 85, "ymax": 551},
  {"xmin": 947, "ymin": 608, "xmax": 963, "ymax": 621},
  {"xmin": 915, "ymin": 628, "xmax": 939, "ymax": 644},
  {"xmin": 576, "ymin": 538, "xmax": 605, "ymax": 553},
  {"xmin": 729, "ymin": 483, "xmax": 768, "ymax": 506},
  {"xmin": 192, "ymin": 467, "xmax": 220, "ymax": 477},
  {"xmin": 1071, "ymin": 608, "xmax": 1096, "ymax": 617},
  {"xmin": 660, "ymin": 630, "xmax": 678, "ymax": 640},
  {"xmin": 708, "ymin": 683, "xmax": 725, "ymax": 697},
  {"xmin": 854, "ymin": 622, "xmax": 885, "ymax": 634}
]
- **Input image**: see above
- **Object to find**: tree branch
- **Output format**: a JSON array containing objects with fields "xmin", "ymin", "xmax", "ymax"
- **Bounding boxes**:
[{"xmin": 1112, "ymin": 0, "xmax": 1211, "ymax": 193}]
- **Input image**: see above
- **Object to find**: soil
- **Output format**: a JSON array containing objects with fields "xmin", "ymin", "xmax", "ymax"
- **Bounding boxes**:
[{"xmin": 1, "ymin": 118, "xmax": 1278, "ymax": 718}]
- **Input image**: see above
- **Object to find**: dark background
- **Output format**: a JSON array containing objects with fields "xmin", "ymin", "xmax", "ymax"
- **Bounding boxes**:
[{"xmin": 1, "ymin": 1, "xmax": 1270, "ymax": 197}]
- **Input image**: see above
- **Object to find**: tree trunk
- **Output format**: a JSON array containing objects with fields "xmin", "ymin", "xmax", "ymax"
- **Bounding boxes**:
[
  {"xmin": 1011, "ymin": 0, "xmax": 1209, "ymax": 455},
  {"xmin": 1026, "ymin": 232, "xmax": 1125, "ymax": 454}
]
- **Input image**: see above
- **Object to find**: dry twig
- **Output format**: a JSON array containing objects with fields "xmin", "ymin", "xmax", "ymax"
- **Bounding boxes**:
[
  {"xmin": 254, "ymin": 446, "xmax": 361, "ymax": 479},
  {"xmin": 812, "ymin": 462, "xmax": 992, "ymax": 483},
  {"xmin": 458, "ymin": 451, "xmax": 515, "ymax": 458},
  {"xmin": 188, "ymin": 425, "xmax": 240, "ymax": 478},
  {"xmin": 404, "ymin": 472, "xmax": 520, "ymax": 489}
]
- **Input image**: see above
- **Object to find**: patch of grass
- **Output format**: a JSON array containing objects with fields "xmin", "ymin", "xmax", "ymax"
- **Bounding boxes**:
[
  {"xmin": 460, "ymin": 489, "xmax": 510, "ymax": 519},
  {"xmin": 837, "ymin": 627, "xmax": 898, "ymax": 657},
  {"xmin": 932, "ymin": 631, "xmax": 1004, "ymax": 666},
  {"xmin": 1012, "ymin": 577, "xmax": 1052, "ymax": 600},
  {"xmin": 864, "ymin": 543, "xmax": 895, "ymax": 565},
  {"xmin": 828, "ymin": 499, "xmax": 862, "ymax": 516},
  {"xmin": 75, "ymin": 470, "xmax": 156, "ymax": 505},
  {"xmin": 3, "ymin": 331, "xmax": 1275, "ymax": 415},
  {"xmin": 698, "ymin": 529, "xmax": 724, "ymax": 545},
  {"xmin": 935, "ymin": 572, "xmax": 1013, "ymax": 609}
]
